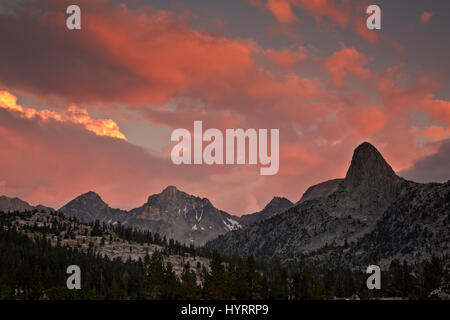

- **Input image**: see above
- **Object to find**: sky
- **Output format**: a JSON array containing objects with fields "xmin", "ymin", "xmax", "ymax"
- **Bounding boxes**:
[{"xmin": 0, "ymin": 0, "xmax": 449, "ymax": 215}]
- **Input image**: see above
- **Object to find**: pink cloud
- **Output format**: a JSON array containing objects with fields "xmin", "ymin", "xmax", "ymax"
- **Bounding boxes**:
[
  {"xmin": 295, "ymin": 0, "xmax": 351, "ymax": 26},
  {"xmin": 0, "ymin": 94, "xmax": 270, "ymax": 214},
  {"xmin": 420, "ymin": 11, "xmax": 434, "ymax": 24},
  {"xmin": 421, "ymin": 126, "xmax": 450, "ymax": 141},
  {"xmin": 0, "ymin": 0, "xmax": 448, "ymax": 214},
  {"xmin": 323, "ymin": 47, "xmax": 372, "ymax": 87},
  {"xmin": 252, "ymin": 0, "xmax": 380, "ymax": 43},
  {"xmin": 265, "ymin": 46, "xmax": 308, "ymax": 68},
  {"xmin": 266, "ymin": 0, "xmax": 297, "ymax": 24},
  {"xmin": 0, "ymin": 0, "xmax": 258, "ymax": 105}
]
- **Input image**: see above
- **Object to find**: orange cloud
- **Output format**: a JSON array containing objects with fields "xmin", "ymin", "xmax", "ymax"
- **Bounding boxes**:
[
  {"xmin": 253, "ymin": 0, "xmax": 380, "ymax": 43},
  {"xmin": 323, "ymin": 47, "xmax": 372, "ymax": 87},
  {"xmin": 82, "ymin": 7, "xmax": 258, "ymax": 105},
  {"xmin": 0, "ymin": 91, "xmax": 126, "ymax": 140},
  {"xmin": 352, "ymin": 107, "xmax": 387, "ymax": 136},
  {"xmin": 296, "ymin": 0, "xmax": 351, "ymax": 26},
  {"xmin": 0, "ymin": 0, "xmax": 258, "ymax": 105},
  {"xmin": 421, "ymin": 126, "xmax": 450, "ymax": 141},
  {"xmin": 420, "ymin": 11, "xmax": 434, "ymax": 24},
  {"xmin": 419, "ymin": 99, "xmax": 450, "ymax": 127},
  {"xmin": 265, "ymin": 46, "xmax": 308, "ymax": 68},
  {"xmin": 261, "ymin": 0, "xmax": 351, "ymax": 26},
  {"xmin": 266, "ymin": 0, "xmax": 297, "ymax": 24},
  {"xmin": 0, "ymin": 0, "xmax": 448, "ymax": 214}
]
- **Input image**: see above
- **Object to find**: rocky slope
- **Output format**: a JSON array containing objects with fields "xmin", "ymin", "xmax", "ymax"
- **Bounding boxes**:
[
  {"xmin": 205, "ymin": 142, "xmax": 450, "ymax": 268},
  {"xmin": 324, "ymin": 180, "xmax": 450, "ymax": 268},
  {"xmin": 1, "ymin": 210, "xmax": 209, "ymax": 280}
]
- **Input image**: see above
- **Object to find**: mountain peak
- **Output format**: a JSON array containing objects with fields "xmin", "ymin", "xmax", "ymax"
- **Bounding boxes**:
[
  {"xmin": 264, "ymin": 197, "xmax": 293, "ymax": 211},
  {"xmin": 345, "ymin": 142, "xmax": 396, "ymax": 189},
  {"xmin": 78, "ymin": 191, "xmax": 104, "ymax": 202},
  {"xmin": 151, "ymin": 185, "xmax": 184, "ymax": 201},
  {"xmin": 59, "ymin": 191, "xmax": 126, "ymax": 223},
  {"xmin": 239, "ymin": 196, "xmax": 293, "ymax": 226},
  {"xmin": 146, "ymin": 186, "xmax": 193, "ymax": 206},
  {"xmin": 162, "ymin": 185, "xmax": 179, "ymax": 194},
  {"xmin": 0, "ymin": 195, "xmax": 34, "ymax": 212}
]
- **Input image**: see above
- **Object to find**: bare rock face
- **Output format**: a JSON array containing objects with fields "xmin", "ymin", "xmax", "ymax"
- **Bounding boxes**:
[
  {"xmin": 206, "ymin": 142, "xmax": 449, "ymax": 268},
  {"xmin": 342, "ymin": 142, "xmax": 407, "ymax": 220},
  {"xmin": 345, "ymin": 142, "xmax": 397, "ymax": 190},
  {"xmin": 298, "ymin": 142, "xmax": 403, "ymax": 212},
  {"xmin": 325, "ymin": 142, "xmax": 410, "ymax": 226}
]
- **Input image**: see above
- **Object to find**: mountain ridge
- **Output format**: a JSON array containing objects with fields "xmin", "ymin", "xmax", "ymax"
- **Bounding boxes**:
[
  {"xmin": 205, "ymin": 142, "xmax": 449, "ymax": 268},
  {"xmin": 58, "ymin": 186, "xmax": 242, "ymax": 245},
  {"xmin": 3, "ymin": 141, "xmax": 448, "ymax": 265},
  {"xmin": 240, "ymin": 197, "xmax": 293, "ymax": 226},
  {"xmin": 59, "ymin": 191, "xmax": 128, "ymax": 224},
  {"xmin": 0, "ymin": 195, "xmax": 55, "ymax": 213}
]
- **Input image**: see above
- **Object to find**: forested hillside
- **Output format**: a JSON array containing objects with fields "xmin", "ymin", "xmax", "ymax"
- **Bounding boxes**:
[{"xmin": 0, "ymin": 210, "xmax": 447, "ymax": 300}]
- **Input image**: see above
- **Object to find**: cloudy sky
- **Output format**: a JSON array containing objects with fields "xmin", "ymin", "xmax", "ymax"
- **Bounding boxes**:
[{"xmin": 0, "ymin": 0, "xmax": 449, "ymax": 214}]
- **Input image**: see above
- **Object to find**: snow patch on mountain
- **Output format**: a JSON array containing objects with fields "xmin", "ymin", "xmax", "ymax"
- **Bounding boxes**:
[{"xmin": 223, "ymin": 217, "xmax": 241, "ymax": 231}]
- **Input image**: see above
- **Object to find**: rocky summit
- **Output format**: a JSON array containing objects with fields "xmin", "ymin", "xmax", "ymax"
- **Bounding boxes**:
[
  {"xmin": 59, "ymin": 186, "xmax": 241, "ymax": 245},
  {"xmin": 127, "ymin": 186, "xmax": 241, "ymax": 245},
  {"xmin": 206, "ymin": 142, "xmax": 450, "ymax": 268},
  {"xmin": 59, "ymin": 191, "xmax": 127, "ymax": 224}
]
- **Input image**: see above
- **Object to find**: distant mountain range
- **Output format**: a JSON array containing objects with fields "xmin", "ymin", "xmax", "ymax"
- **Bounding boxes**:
[
  {"xmin": 58, "ymin": 186, "xmax": 246, "ymax": 245},
  {"xmin": 1, "ymin": 186, "xmax": 289, "ymax": 245},
  {"xmin": 0, "ymin": 195, "xmax": 54, "ymax": 213},
  {"xmin": 206, "ymin": 142, "xmax": 450, "ymax": 268},
  {"xmin": 2, "ymin": 142, "xmax": 449, "ymax": 265}
]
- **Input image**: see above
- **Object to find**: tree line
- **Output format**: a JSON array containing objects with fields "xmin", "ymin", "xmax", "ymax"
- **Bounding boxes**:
[{"xmin": 0, "ymin": 211, "xmax": 447, "ymax": 300}]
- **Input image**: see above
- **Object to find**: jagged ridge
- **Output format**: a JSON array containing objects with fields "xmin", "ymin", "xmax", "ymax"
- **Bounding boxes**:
[{"xmin": 205, "ymin": 142, "xmax": 449, "ymax": 268}]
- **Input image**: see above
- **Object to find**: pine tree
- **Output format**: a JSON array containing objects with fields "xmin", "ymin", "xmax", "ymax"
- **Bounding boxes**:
[
  {"xmin": 269, "ymin": 273, "xmax": 289, "ymax": 300},
  {"xmin": 292, "ymin": 256, "xmax": 314, "ymax": 300},
  {"xmin": 204, "ymin": 250, "xmax": 228, "ymax": 299},
  {"xmin": 423, "ymin": 256, "xmax": 443, "ymax": 296},
  {"xmin": 145, "ymin": 249, "xmax": 165, "ymax": 299},
  {"xmin": 181, "ymin": 262, "xmax": 200, "ymax": 299},
  {"xmin": 162, "ymin": 262, "xmax": 181, "ymax": 299}
]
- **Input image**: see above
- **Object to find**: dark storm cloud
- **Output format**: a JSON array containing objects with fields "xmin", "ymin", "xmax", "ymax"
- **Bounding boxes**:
[
  {"xmin": 399, "ymin": 139, "xmax": 450, "ymax": 183},
  {"xmin": 0, "ymin": 0, "xmax": 146, "ymax": 104}
]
